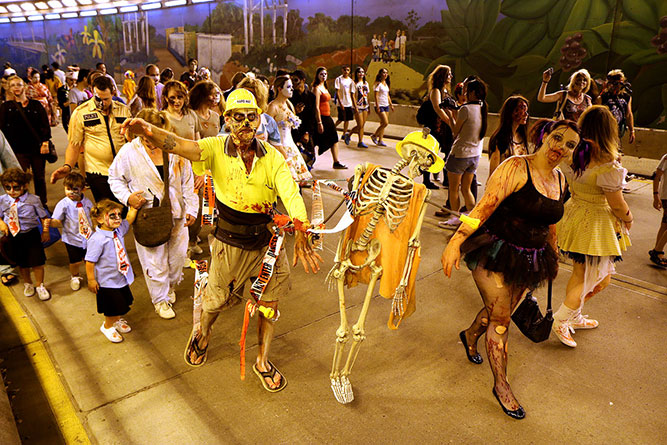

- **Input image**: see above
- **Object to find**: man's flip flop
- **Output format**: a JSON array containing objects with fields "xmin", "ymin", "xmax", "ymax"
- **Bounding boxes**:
[
  {"xmin": 1, "ymin": 274, "xmax": 17, "ymax": 286},
  {"xmin": 183, "ymin": 329, "xmax": 208, "ymax": 367},
  {"xmin": 253, "ymin": 360, "xmax": 288, "ymax": 393}
]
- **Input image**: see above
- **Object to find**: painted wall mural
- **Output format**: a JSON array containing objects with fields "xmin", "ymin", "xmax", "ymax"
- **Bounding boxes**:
[{"xmin": 1, "ymin": 0, "xmax": 665, "ymax": 128}]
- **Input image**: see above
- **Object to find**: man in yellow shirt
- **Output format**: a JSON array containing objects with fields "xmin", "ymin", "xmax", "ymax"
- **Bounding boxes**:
[
  {"xmin": 50, "ymin": 76, "xmax": 131, "ymax": 202},
  {"xmin": 122, "ymin": 89, "xmax": 321, "ymax": 392}
]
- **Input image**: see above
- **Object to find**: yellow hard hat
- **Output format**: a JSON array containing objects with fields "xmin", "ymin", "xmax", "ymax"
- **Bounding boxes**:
[
  {"xmin": 224, "ymin": 88, "xmax": 262, "ymax": 115},
  {"xmin": 395, "ymin": 129, "xmax": 444, "ymax": 174}
]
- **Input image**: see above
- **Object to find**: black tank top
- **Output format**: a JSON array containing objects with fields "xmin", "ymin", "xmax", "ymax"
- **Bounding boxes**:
[{"xmin": 483, "ymin": 158, "xmax": 564, "ymax": 249}]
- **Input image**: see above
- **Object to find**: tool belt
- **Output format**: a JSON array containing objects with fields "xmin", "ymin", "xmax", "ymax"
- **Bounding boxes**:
[{"xmin": 213, "ymin": 217, "xmax": 272, "ymax": 250}]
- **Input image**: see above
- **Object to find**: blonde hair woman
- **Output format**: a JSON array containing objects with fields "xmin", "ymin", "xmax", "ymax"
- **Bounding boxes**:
[
  {"xmin": 538, "ymin": 68, "xmax": 592, "ymax": 122},
  {"xmin": 553, "ymin": 105, "xmax": 632, "ymax": 347}
]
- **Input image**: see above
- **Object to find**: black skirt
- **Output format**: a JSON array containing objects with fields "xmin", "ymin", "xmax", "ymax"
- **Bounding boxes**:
[
  {"xmin": 462, "ymin": 228, "xmax": 558, "ymax": 290},
  {"xmin": 314, "ymin": 115, "xmax": 339, "ymax": 155},
  {"xmin": 96, "ymin": 285, "xmax": 133, "ymax": 317},
  {"xmin": 7, "ymin": 228, "xmax": 46, "ymax": 268}
]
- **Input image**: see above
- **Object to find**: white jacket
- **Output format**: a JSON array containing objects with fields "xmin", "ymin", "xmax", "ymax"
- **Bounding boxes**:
[{"xmin": 108, "ymin": 137, "xmax": 198, "ymax": 220}]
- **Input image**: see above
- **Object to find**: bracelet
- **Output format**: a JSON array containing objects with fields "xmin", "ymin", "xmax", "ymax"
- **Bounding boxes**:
[{"xmin": 63, "ymin": 163, "xmax": 73, "ymax": 171}]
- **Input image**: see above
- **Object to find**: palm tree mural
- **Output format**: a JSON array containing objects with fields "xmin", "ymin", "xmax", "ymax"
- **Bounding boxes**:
[
  {"xmin": 80, "ymin": 25, "xmax": 91, "ymax": 45},
  {"xmin": 89, "ymin": 29, "xmax": 105, "ymax": 58}
]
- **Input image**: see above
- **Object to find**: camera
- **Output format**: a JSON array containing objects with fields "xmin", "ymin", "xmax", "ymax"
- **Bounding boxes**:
[{"xmin": 439, "ymin": 96, "xmax": 460, "ymax": 111}]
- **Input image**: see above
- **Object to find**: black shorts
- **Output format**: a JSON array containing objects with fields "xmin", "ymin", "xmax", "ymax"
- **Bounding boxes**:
[
  {"xmin": 8, "ymin": 228, "xmax": 46, "ymax": 268},
  {"xmin": 337, "ymin": 106, "xmax": 354, "ymax": 122},
  {"xmin": 64, "ymin": 243, "xmax": 86, "ymax": 264},
  {"xmin": 96, "ymin": 285, "xmax": 133, "ymax": 317}
]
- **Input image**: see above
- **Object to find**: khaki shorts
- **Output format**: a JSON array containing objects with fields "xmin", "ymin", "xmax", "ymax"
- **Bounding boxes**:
[{"xmin": 202, "ymin": 238, "xmax": 290, "ymax": 313}]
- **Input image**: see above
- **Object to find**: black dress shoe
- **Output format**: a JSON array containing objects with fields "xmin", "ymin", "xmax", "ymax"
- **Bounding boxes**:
[
  {"xmin": 424, "ymin": 181, "xmax": 439, "ymax": 190},
  {"xmin": 492, "ymin": 388, "xmax": 525, "ymax": 420},
  {"xmin": 459, "ymin": 331, "xmax": 483, "ymax": 364}
]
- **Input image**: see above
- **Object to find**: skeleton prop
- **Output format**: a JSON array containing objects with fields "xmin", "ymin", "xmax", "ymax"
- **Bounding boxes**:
[{"xmin": 326, "ymin": 129, "xmax": 448, "ymax": 404}]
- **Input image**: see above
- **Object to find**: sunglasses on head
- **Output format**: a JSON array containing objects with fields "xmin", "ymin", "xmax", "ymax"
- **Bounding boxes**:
[{"xmin": 231, "ymin": 112, "xmax": 258, "ymax": 122}]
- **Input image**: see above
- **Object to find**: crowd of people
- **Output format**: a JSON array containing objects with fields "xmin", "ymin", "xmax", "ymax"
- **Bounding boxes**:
[{"xmin": 0, "ymin": 56, "xmax": 661, "ymax": 416}]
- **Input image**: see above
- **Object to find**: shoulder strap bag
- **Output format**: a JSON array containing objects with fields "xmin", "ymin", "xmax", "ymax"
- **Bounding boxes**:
[
  {"xmin": 553, "ymin": 92, "xmax": 567, "ymax": 121},
  {"xmin": 511, "ymin": 280, "xmax": 553, "ymax": 343},
  {"xmin": 133, "ymin": 150, "xmax": 174, "ymax": 247}
]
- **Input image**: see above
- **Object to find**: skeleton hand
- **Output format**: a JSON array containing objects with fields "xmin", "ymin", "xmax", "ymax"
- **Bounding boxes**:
[{"xmin": 292, "ymin": 231, "xmax": 323, "ymax": 274}]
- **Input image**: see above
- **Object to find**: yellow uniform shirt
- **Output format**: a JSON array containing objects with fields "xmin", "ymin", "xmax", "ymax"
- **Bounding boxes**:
[
  {"xmin": 68, "ymin": 99, "xmax": 131, "ymax": 175},
  {"xmin": 194, "ymin": 135, "xmax": 309, "ymax": 223}
]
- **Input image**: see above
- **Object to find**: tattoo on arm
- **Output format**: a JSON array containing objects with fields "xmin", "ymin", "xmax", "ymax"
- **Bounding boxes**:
[{"xmin": 163, "ymin": 135, "xmax": 176, "ymax": 152}]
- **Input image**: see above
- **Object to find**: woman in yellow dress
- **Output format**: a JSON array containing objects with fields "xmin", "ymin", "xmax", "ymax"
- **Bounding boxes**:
[{"xmin": 553, "ymin": 106, "xmax": 632, "ymax": 347}]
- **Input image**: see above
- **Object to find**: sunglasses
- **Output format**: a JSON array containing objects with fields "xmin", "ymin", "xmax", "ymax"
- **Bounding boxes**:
[
  {"xmin": 231, "ymin": 112, "xmax": 258, "ymax": 122},
  {"xmin": 107, "ymin": 212, "xmax": 122, "ymax": 220},
  {"xmin": 3, "ymin": 185, "xmax": 23, "ymax": 191}
]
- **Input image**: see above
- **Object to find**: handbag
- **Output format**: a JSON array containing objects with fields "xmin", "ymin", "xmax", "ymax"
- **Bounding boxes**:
[
  {"xmin": 15, "ymin": 102, "xmax": 57, "ymax": 162},
  {"xmin": 132, "ymin": 149, "xmax": 173, "ymax": 247},
  {"xmin": 511, "ymin": 280, "xmax": 553, "ymax": 343},
  {"xmin": 553, "ymin": 92, "xmax": 567, "ymax": 120},
  {"xmin": 37, "ymin": 211, "xmax": 61, "ymax": 248}
]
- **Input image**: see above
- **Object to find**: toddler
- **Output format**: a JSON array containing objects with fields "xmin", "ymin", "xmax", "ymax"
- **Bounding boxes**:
[
  {"xmin": 50, "ymin": 172, "xmax": 93, "ymax": 290},
  {"xmin": 0, "ymin": 168, "xmax": 51, "ymax": 300},
  {"xmin": 85, "ymin": 199, "xmax": 138, "ymax": 343}
]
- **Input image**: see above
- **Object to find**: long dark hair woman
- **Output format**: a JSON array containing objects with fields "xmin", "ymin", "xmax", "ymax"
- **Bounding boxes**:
[
  {"xmin": 487, "ymin": 95, "xmax": 529, "ymax": 177},
  {"xmin": 442, "ymin": 118, "xmax": 582, "ymax": 419},
  {"xmin": 312, "ymin": 66, "xmax": 346, "ymax": 169},
  {"xmin": 442, "ymin": 77, "xmax": 488, "ymax": 217},
  {"xmin": 422, "ymin": 64, "xmax": 454, "ymax": 189}
]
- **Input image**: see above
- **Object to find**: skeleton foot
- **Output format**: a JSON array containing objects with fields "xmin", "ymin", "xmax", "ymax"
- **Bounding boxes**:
[{"xmin": 331, "ymin": 376, "xmax": 354, "ymax": 404}]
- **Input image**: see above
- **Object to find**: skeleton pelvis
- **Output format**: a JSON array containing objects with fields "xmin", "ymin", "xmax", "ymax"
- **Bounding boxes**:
[{"xmin": 342, "ymin": 238, "xmax": 382, "ymax": 284}]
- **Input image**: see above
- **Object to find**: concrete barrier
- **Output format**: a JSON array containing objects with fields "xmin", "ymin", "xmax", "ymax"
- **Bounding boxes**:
[{"xmin": 351, "ymin": 103, "xmax": 665, "ymax": 160}]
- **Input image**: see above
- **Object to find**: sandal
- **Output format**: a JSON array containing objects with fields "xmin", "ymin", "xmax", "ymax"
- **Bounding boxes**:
[
  {"xmin": 1, "ymin": 273, "xmax": 18, "ymax": 286},
  {"xmin": 253, "ymin": 360, "xmax": 288, "ymax": 393},
  {"xmin": 648, "ymin": 250, "xmax": 667, "ymax": 267},
  {"xmin": 184, "ymin": 329, "xmax": 208, "ymax": 367}
]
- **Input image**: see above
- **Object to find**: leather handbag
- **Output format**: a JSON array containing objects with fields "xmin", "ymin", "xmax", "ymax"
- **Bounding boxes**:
[
  {"xmin": 133, "ymin": 150, "xmax": 173, "ymax": 247},
  {"xmin": 511, "ymin": 280, "xmax": 553, "ymax": 343}
]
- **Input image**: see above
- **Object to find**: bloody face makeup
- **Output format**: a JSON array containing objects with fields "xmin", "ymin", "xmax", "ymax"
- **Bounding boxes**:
[
  {"xmin": 102, "ymin": 209, "xmax": 123, "ymax": 230},
  {"xmin": 225, "ymin": 108, "xmax": 260, "ymax": 145},
  {"xmin": 543, "ymin": 127, "xmax": 579, "ymax": 164},
  {"xmin": 513, "ymin": 101, "xmax": 529, "ymax": 125}
]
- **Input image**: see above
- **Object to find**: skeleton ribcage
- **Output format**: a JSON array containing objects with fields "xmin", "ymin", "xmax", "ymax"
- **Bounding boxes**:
[{"xmin": 355, "ymin": 167, "xmax": 414, "ymax": 232}]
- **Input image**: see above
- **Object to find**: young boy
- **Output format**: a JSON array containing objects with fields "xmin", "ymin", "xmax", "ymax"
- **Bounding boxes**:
[
  {"xmin": 50, "ymin": 172, "xmax": 94, "ymax": 290},
  {"xmin": 0, "ymin": 168, "xmax": 51, "ymax": 300}
]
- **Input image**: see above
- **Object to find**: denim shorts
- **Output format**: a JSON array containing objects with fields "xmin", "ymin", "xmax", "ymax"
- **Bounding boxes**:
[
  {"xmin": 377, "ymin": 106, "xmax": 390, "ymax": 113},
  {"xmin": 445, "ymin": 154, "xmax": 480, "ymax": 174}
]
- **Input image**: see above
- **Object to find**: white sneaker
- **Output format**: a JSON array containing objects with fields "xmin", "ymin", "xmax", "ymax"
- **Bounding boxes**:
[
  {"xmin": 70, "ymin": 276, "xmax": 83, "ymax": 291},
  {"xmin": 24, "ymin": 283, "xmax": 35, "ymax": 297},
  {"xmin": 189, "ymin": 244, "xmax": 203, "ymax": 255},
  {"xmin": 552, "ymin": 320, "xmax": 577, "ymax": 347},
  {"xmin": 100, "ymin": 324, "xmax": 123, "ymax": 343},
  {"xmin": 155, "ymin": 301, "xmax": 176, "ymax": 319},
  {"xmin": 167, "ymin": 289, "xmax": 176, "ymax": 304},
  {"xmin": 36, "ymin": 284, "xmax": 51, "ymax": 301},
  {"xmin": 113, "ymin": 318, "xmax": 131, "ymax": 334},
  {"xmin": 570, "ymin": 313, "xmax": 599, "ymax": 330}
]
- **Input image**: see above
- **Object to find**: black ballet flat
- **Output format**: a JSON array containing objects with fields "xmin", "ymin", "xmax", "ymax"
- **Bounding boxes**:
[
  {"xmin": 459, "ymin": 331, "xmax": 483, "ymax": 364},
  {"xmin": 492, "ymin": 388, "xmax": 525, "ymax": 420}
]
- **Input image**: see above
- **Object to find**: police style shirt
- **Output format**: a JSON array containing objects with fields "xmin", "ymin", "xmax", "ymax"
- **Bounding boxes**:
[{"xmin": 68, "ymin": 98, "xmax": 131, "ymax": 176}]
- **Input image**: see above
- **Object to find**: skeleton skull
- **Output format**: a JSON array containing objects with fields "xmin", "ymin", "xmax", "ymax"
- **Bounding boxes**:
[{"xmin": 400, "ymin": 142, "xmax": 436, "ymax": 178}]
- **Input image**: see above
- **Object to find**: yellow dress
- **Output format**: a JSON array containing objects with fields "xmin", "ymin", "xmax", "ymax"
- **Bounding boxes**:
[{"xmin": 557, "ymin": 161, "xmax": 631, "ymax": 259}]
